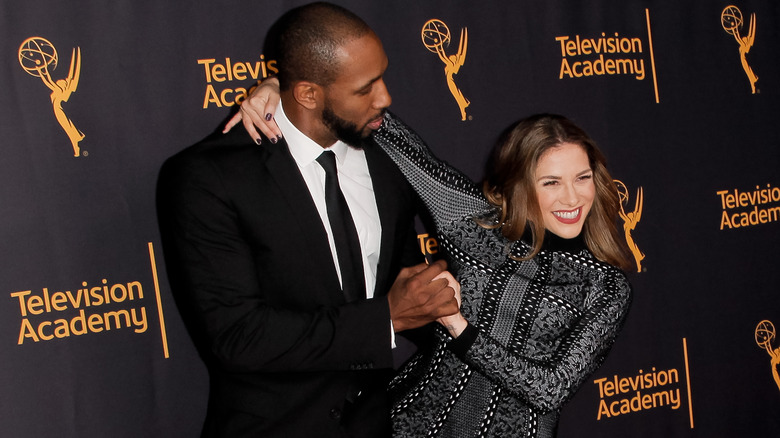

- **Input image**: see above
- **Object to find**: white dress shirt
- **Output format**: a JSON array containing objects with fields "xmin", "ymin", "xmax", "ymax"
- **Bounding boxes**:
[{"xmin": 275, "ymin": 102, "xmax": 382, "ymax": 299}]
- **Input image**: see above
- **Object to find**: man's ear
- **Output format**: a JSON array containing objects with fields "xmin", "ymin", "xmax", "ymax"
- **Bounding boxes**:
[{"xmin": 292, "ymin": 81, "xmax": 322, "ymax": 110}]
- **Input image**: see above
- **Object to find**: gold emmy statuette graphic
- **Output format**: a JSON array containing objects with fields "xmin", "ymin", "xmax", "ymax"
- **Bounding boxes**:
[
  {"xmin": 19, "ymin": 37, "xmax": 84, "ymax": 157},
  {"xmin": 755, "ymin": 320, "xmax": 780, "ymax": 392},
  {"xmin": 615, "ymin": 180, "xmax": 645, "ymax": 272},
  {"xmin": 421, "ymin": 19, "xmax": 470, "ymax": 121},
  {"xmin": 721, "ymin": 5, "xmax": 758, "ymax": 94}
]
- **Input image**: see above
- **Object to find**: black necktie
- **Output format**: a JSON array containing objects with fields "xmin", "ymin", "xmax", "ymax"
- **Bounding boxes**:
[{"xmin": 316, "ymin": 151, "xmax": 366, "ymax": 302}]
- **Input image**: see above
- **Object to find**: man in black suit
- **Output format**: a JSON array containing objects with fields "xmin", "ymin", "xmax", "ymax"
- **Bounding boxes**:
[{"xmin": 158, "ymin": 3, "xmax": 459, "ymax": 437}]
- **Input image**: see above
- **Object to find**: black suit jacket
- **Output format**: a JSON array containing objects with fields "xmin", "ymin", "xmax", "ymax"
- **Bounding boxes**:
[{"xmin": 158, "ymin": 126, "xmax": 422, "ymax": 437}]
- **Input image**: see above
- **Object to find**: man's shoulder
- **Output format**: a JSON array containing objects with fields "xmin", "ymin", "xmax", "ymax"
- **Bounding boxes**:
[
  {"xmin": 167, "ymin": 126, "xmax": 270, "ymax": 172},
  {"xmin": 182, "ymin": 126, "xmax": 260, "ymax": 159},
  {"xmin": 159, "ymin": 128, "xmax": 274, "ymax": 192}
]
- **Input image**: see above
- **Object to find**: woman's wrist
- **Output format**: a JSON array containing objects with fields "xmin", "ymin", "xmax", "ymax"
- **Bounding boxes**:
[{"xmin": 442, "ymin": 314, "xmax": 468, "ymax": 338}]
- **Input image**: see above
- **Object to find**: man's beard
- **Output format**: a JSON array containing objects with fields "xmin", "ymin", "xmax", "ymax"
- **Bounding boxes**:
[{"xmin": 322, "ymin": 103, "xmax": 379, "ymax": 148}]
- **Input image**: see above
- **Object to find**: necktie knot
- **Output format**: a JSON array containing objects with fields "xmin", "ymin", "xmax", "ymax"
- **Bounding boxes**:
[{"xmin": 316, "ymin": 150, "xmax": 338, "ymax": 176}]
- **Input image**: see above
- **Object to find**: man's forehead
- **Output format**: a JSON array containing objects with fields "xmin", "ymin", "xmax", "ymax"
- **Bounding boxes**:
[
  {"xmin": 335, "ymin": 33, "xmax": 384, "ymax": 61},
  {"xmin": 331, "ymin": 34, "xmax": 388, "ymax": 85}
]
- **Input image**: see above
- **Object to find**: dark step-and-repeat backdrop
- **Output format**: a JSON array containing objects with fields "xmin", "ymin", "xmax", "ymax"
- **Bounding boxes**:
[{"xmin": 1, "ymin": 1, "xmax": 778, "ymax": 436}]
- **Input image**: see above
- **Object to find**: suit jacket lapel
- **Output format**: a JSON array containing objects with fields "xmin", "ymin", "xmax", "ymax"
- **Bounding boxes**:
[
  {"xmin": 264, "ymin": 140, "xmax": 345, "ymax": 300},
  {"xmin": 261, "ymin": 138, "xmax": 406, "ymax": 301}
]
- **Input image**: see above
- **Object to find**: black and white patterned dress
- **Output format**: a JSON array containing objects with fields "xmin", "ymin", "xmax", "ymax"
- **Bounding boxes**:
[{"xmin": 373, "ymin": 113, "xmax": 632, "ymax": 438}]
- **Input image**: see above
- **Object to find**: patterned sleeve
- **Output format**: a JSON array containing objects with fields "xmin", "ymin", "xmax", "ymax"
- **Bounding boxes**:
[
  {"xmin": 453, "ymin": 268, "xmax": 632, "ymax": 413},
  {"xmin": 372, "ymin": 112, "xmax": 493, "ymax": 229}
]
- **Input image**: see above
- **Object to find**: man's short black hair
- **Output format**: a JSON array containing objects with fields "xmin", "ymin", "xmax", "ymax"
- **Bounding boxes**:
[{"xmin": 274, "ymin": 2, "xmax": 372, "ymax": 91}]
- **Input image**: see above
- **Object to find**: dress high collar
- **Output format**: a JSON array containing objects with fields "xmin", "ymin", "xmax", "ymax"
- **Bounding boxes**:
[
  {"xmin": 542, "ymin": 230, "xmax": 586, "ymax": 253},
  {"xmin": 520, "ymin": 225, "xmax": 587, "ymax": 253}
]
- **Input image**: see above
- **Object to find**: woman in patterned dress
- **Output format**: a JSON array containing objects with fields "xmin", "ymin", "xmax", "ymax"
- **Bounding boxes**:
[
  {"xmin": 374, "ymin": 113, "xmax": 633, "ymax": 438},
  {"xmin": 232, "ymin": 81, "xmax": 633, "ymax": 438}
]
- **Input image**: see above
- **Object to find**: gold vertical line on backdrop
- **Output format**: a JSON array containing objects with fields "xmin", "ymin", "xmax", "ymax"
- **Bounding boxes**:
[
  {"xmin": 148, "ymin": 242, "xmax": 170, "ymax": 358},
  {"xmin": 645, "ymin": 9, "xmax": 660, "ymax": 103},
  {"xmin": 683, "ymin": 338, "xmax": 694, "ymax": 428}
]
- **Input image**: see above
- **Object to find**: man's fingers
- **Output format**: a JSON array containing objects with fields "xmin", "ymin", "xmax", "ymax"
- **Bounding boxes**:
[
  {"xmin": 433, "ymin": 271, "xmax": 458, "ymax": 290},
  {"xmin": 388, "ymin": 261, "xmax": 461, "ymax": 331},
  {"xmin": 399, "ymin": 261, "xmax": 433, "ymax": 278},
  {"xmin": 421, "ymin": 280, "xmax": 458, "ymax": 310},
  {"xmin": 427, "ymin": 287, "xmax": 460, "ymax": 317},
  {"xmin": 410, "ymin": 259, "xmax": 447, "ymax": 284}
]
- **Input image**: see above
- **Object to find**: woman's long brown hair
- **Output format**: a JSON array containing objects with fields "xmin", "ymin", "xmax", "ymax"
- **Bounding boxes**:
[{"xmin": 481, "ymin": 114, "xmax": 633, "ymax": 271}]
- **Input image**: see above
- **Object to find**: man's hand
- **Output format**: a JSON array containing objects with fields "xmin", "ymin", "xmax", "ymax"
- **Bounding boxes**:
[
  {"xmin": 387, "ymin": 260, "xmax": 460, "ymax": 332},
  {"xmin": 223, "ymin": 77, "xmax": 283, "ymax": 143}
]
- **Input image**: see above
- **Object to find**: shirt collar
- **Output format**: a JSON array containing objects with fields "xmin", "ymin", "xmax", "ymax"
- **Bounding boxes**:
[{"xmin": 276, "ymin": 101, "xmax": 350, "ymax": 168}]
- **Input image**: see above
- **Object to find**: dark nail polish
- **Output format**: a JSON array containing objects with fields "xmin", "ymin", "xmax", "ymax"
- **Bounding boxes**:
[
  {"xmin": 265, "ymin": 113, "xmax": 273, "ymax": 121},
  {"xmin": 270, "ymin": 137, "xmax": 278, "ymax": 144},
  {"xmin": 255, "ymin": 138, "xmax": 262, "ymax": 145}
]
